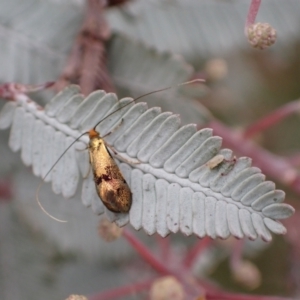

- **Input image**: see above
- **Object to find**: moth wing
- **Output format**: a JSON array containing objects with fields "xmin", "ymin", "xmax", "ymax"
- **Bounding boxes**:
[{"xmin": 98, "ymin": 179, "xmax": 132, "ymax": 213}]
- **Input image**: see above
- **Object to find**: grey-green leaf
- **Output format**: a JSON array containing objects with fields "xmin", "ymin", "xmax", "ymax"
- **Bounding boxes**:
[{"xmin": 0, "ymin": 85, "xmax": 295, "ymax": 241}]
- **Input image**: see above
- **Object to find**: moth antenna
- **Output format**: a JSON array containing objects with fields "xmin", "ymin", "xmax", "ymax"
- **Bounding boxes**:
[
  {"xmin": 93, "ymin": 78, "xmax": 204, "ymax": 130},
  {"xmin": 36, "ymin": 131, "xmax": 88, "ymax": 222},
  {"xmin": 36, "ymin": 182, "xmax": 67, "ymax": 223}
]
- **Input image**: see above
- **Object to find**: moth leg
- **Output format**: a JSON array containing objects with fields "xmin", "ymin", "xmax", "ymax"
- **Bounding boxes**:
[
  {"xmin": 115, "ymin": 153, "xmax": 140, "ymax": 165},
  {"xmin": 77, "ymin": 146, "xmax": 88, "ymax": 151},
  {"xmin": 76, "ymin": 145, "xmax": 90, "ymax": 178},
  {"xmin": 106, "ymin": 143, "xmax": 140, "ymax": 165},
  {"xmin": 102, "ymin": 119, "xmax": 124, "ymax": 138},
  {"xmin": 224, "ymin": 156, "xmax": 237, "ymax": 164},
  {"xmin": 82, "ymin": 147, "xmax": 92, "ymax": 179}
]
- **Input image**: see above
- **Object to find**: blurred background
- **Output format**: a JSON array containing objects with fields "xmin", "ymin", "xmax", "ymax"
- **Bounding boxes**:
[{"xmin": 0, "ymin": 0, "xmax": 300, "ymax": 299}]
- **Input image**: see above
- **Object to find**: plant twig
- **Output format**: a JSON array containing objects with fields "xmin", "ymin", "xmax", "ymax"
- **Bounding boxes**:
[
  {"xmin": 230, "ymin": 239, "xmax": 244, "ymax": 270},
  {"xmin": 243, "ymin": 99, "xmax": 300, "ymax": 138},
  {"xmin": 287, "ymin": 153, "xmax": 300, "ymax": 167},
  {"xmin": 0, "ymin": 178, "xmax": 13, "ymax": 201},
  {"xmin": 56, "ymin": 0, "xmax": 115, "ymax": 95},
  {"xmin": 122, "ymin": 229, "xmax": 171, "ymax": 275},
  {"xmin": 155, "ymin": 234, "xmax": 171, "ymax": 262},
  {"xmin": 245, "ymin": 0, "xmax": 261, "ymax": 29},
  {"xmin": 183, "ymin": 237, "xmax": 212, "ymax": 269}
]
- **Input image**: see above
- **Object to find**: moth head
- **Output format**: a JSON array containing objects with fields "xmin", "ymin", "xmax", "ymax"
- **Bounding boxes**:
[{"xmin": 88, "ymin": 128, "xmax": 100, "ymax": 139}]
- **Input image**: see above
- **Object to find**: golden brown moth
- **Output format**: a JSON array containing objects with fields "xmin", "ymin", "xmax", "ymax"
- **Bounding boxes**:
[
  {"xmin": 36, "ymin": 79, "xmax": 204, "ymax": 221},
  {"xmin": 88, "ymin": 128, "xmax": 131, "ymax": 213}
]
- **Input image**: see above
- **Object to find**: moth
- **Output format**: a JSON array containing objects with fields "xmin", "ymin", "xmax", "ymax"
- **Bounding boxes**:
[
  {"xmin": 37, "ymin": 79, "xmax": 203, "ymax": 221},
  {"xmin": 88, "ymin": 128, "xmax": 131, "ymax": 213}
]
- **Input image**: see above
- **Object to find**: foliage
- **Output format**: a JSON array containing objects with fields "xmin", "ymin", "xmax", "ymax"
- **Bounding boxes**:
[{"xmin": 0, "ymin": 0, "xmax": 299, "ymax": 299}]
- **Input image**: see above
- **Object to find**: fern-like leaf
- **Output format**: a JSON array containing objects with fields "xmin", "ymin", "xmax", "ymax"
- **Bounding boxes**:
[
  {"xmin": 0, "ymin": 0, "xmax": 83, "ymax": 84},
  {"xmin": 0, "ymin": 85, "xmax": 294, "ymax": 241}
]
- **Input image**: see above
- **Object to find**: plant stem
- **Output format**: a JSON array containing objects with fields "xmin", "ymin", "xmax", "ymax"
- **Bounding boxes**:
[
  {"xmin": 155, "ymin": 234, "xmax": 171, "ymax": 262},
  {"xmin": 122, "ymin": 228, "xmax": 171, "ymax": 275},
  {"xmin": 183, "ymin": 237, "xmax": 212, "ymax": 269},
  {"xmin": 246, "ymin": 0, "xmax": 261, "ymax": 29},
  {"xmin": 0, "ymin": 177, "xmax": 13, "ymax": 201},
  {"xmin": 243, "ymin": 99, "xmax": 300, "ymax": 138},
  {"xmin": 287, "ymin": 153, "xmax": 300, "ymax": 167},
  {"xmin": 230, "ymin": 239, "xmax": 244, "ymax": 270}
]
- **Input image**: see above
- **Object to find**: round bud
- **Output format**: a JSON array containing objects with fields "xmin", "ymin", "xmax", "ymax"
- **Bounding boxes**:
[
  {"xmin": 232, "ymin": 260, "xmax": 261, "ymax": 290},
  {"xmin": 150, "ymin": 276, "xmax": 185, "ymax": 300},
  {"xmin": 65, "ymin": 295, "xmax": 88, "ymax": 300},
  {"xmin": 247, "ymin": 23, "xmax": 277, "ymax": 50},
  {"xmin": 205, "ymin": 59, "xmax": 228, "ymax": 81},
  {"xmin": 98, "ymin": 217, "xmax": 123, "ymax": 242}
]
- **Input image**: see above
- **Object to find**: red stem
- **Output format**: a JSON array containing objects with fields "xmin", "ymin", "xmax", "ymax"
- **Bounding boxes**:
[
  {"xmin": 122, "ymin": 229, "xmax": 171, "ymax": 275},
  {"xmin": 88, "ymin": 278, "xmax": 155, "ymax": 300},
  {"xmin": 155, "ymin": 234, "xmax": 171, "ymax": 262},
  {"xmin": 287, "ymin": 153, "xmax": 300, "ymax": 167},
  {"xmin": 230, "ymin": 240, "xmax": 244, "ymax": 270},
  {"xmin": 207, "ymin": 120, "xmax": 300, "ymax": 195},
  {"xmin": 0, "ymin": 177, "xmax": 13, "ymax": 201},
  {"xmin": 90, "ymin": 230, "xmax": 204, "ymax": 299},
  {"xmin": 196, "ymin": 278, "xmax": 223, "ymax": 294},
  {"xmin": 243, "ymin": 100, "xmax": 300, "ymax": 138},
  {"xmin": 246, "ymin": 0, "xmax": 261, "ymax": 28},
  {"xmin": 183, "ymin": 237, "xmax": 212, "ymax": 269},
  {"xmin": 122, "ymin": 230, "xmax": 205, "ymax": 297},
  {"xmin": 207, "ymin": 291, "xmax": 293, "ymax": 300}
]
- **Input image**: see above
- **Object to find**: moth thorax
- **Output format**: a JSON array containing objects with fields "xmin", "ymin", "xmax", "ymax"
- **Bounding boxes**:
[{"xmin": 89, "ymin": 136, "xmax": 103, "ymax": 149}]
